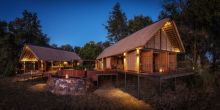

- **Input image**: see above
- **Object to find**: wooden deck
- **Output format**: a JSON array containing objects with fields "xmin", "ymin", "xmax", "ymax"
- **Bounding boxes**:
[
  {"xmin": 119, "ymin": 70, "xmax": 194, "ymax": 79},
  {"xmin": 15, "ymin": 71, "xmax": 55, "ymax": 81}
]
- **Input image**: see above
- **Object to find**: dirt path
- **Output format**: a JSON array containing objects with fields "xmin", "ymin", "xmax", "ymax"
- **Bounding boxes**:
[{"xmin": 94, "ymin": 84, "xmax": 152, "ymax": 110}]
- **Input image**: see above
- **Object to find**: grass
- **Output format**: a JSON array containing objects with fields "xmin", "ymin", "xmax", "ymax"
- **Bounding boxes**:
[
  {"xmin": 1, "ymin": 70, "xmax": 220, "ymax": 110},
  {"xmin": 0, "ymin": 77, "xmax": 151, "ymax": 110}
]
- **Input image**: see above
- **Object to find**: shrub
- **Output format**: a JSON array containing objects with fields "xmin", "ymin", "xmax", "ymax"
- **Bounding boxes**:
[{"xmin": 151, "ymin": 73, "xmax": 217, "ymax": 110}]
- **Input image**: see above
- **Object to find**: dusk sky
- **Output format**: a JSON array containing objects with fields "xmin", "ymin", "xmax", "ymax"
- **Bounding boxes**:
[{"xmin": 0, "ymin": 0, "xmax": 163, "ymax": 47}]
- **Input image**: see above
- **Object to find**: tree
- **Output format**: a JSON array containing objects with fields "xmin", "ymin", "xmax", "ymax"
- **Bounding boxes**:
[
  {"xmin": 60, "ymin": 44, "xmax": 74, "ymax": 52},
  {"xmin": 158, "ymin": 0, "xmax": 213, "ymax": 70},
  {"xmin": 0, "ymin": 21, "xmax": 19, "ymax": 76},
  {"xmin": 105, "ymin": 2, "xmax": 128, "ymax": 43},
  {"xmin": 0, "ymin": 21, "xmax": 7, "ymax": 34},
  {"xmin": 50, "ymin": 43, "xmax": 58, "ymax": 49},
  {"xmin": 128, "ymin": 15, "xmax": 153, "ymax": 34},
  {"xmin": 79, "ymin": 41, "xmax": 102, "ymax": 60},
  {"xmin": 0, "ymin": 10, "xmax": 50, "ymax": 76},
  {"xmin": 9, "ymin": 10, "xmax": 49, "ymax": 46},
  {"xmin": 99, "ymin": 41, "xmax": 110, "ymax": 49},
  {"xmin": 73, "ymin": 46, "xmax": 81, "ymax": 54},
  {"xmin": 207, "ymin": 0, "xmax": 220, "ymax": 71},
  {"xmin": 160, "ymin": 0, "xmax": 220, "ymax": 71}
]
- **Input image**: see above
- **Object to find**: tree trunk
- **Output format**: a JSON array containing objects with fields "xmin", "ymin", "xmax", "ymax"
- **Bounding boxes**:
[
  {"xmin": 212, "ymin": 47, "xmax": 217, "ymax": 72},
  {"xmin": 193, "ymin": 42, "xmax": 198, "ymax": 69}
]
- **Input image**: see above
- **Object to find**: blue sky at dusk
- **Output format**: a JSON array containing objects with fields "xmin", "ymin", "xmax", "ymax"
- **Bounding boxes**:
[{"xmin": 0, "ymin": 0, "xmax": 162, "ymax": 47}]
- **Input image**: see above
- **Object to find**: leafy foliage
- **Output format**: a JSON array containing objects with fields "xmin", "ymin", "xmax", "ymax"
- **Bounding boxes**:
[
  {"xmin": 152, "ymin": 81, "xmax": 216, "ymax": 110},
  {"xmin": 0, "ymin": 10, "xmax": 49, "ymax": 76},
  {"xmin": 159, "ymin": 0, "xmax": 220, "ymax": 71},
  {"xmin": 79, "ymin": 41, "xmax": 103, "ymax": 60},
  {"xmin": 73, "ymin": 46, "xmax": 81, "ymax": 54},
  {"xmin": 60, "ymin": 44, "xmax": 74, "ymax": 52},
  {"xmin": 128, "ymin": 15, "xmax": 153, "ymax": 34},
  {"xmin": 9, "ymin": 10, "xmax": 49, "ymax": 46}
]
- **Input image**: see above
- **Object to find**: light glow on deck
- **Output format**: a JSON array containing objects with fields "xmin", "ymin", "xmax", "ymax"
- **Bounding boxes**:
[{"xmin": 65, "ymin": 74, "xmax": 69, "ymax": 79}]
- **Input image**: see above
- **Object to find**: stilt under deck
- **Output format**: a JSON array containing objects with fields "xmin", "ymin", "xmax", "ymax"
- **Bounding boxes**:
[
  {"xmin": 121, "ymin": 70, "xmax": 194, "ymax": 99},
  {"xmin": 95, "ymin": 70, "xmax": 194, "ymax": 99}
]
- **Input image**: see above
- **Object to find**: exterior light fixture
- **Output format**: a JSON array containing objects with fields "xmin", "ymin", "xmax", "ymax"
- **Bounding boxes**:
[
  {"xmin": 123, "ymin": 52, "xmax": 127, "ymax": 56},
  {"xmin": 159, "ymin": 68, "xmax": 163, "ymax": 73},
  {"xmin": 65, "ymin": 74, "xmax": 69, "ymax": 79}
]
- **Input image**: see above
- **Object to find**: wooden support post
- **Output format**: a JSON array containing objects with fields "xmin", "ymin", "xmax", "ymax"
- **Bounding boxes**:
[
  {"xmin": 31, "ymin": 70, "xmax": 33, "ymax": 81},
  {"xmin": 33, "ymin": 62, "xmax": 35, "ymax": 71},
  {"xmin": 23, "ymin": 61, "xmax": 26, "ymax": 73},
  {"xmin": 51, "ymin": 61, "xmax": 53, "ymax": 71},
  {"xmin": 97, "ymin": 75, "xmax": 99, "ymax": 87},
  {"xmin": 101, "ymin": 58, "xmax": 104, "ymax": 70},
  {"xmin": 174, "ymin": 77, "xmax": 176, "ymax": 91},
  {"xmin": 71, "ymin": 60, "xmax": 73, "ymax": 67},
  {"xmin": 41, "ymin": 60, "xmax": 43, "ymax": 72},
  {"xmin": 138, "ymin": 74, "xmax": 140, "ymax": 99},
  {"xmin": 117, "ymin": 73, "xmax": 119, "ymax": 87},
  {"xmin": 159, "ymin": 77, "xmax": 162, "ymax": 96},
  {"xmin": 124, "ymin": 72, "xmax": 127, "ymax": 89}
]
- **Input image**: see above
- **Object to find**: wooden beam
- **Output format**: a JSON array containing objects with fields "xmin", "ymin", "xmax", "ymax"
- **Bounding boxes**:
[{"xmin": 160, "ymin": 29, "xmax": 162, "ymax": 50}]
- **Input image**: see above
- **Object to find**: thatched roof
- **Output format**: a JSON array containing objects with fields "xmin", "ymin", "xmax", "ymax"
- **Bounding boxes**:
[
  {"xmin": 20, "ymin": 45, "xmax": 81, "ymax": 62},
  {"xmin": 97, "ymin": 18, "xmax": 185, "ymax": 59}
]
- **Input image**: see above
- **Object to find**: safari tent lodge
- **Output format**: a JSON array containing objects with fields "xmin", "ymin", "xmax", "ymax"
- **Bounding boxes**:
[
  {"xmin": 95, "ymin": 18, "xmax": 185, "ymax": 74},
  {"xmin": 19, "ymin": 45, "xmax": 81, "ymax": 73}
]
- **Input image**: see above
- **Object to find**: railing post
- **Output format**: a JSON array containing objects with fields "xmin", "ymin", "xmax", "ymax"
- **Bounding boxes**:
[
  {"xmin": 159, "ymin": 77, "xmax": 162, "ymax": 96},
  {"xmin": 138, "ymin": 73, "xmax": 140, "ymax": 99},
  {"xmin": 117, "ymin": 72, "xmax": 119, "ymax": 87}
]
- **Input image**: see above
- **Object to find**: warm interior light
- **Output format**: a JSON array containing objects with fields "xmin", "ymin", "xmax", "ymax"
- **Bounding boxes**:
[
  {"xmin": 164, "ymin": 22, "xmax": 171, "ymax": 27},
  {"xmin": 21, "ymin": 58, "xmax": 37, "ymax": 62},
  {"xmin": 172, "ymin": 48, "xmax": 180, "ymax": 53},
  {"xmin": 65, "ymin": 74, "xmax": 69, "ymax": 79},
  {"xmin": 159, "ymin": 68, "xmax": 163, "ymax": 73},
  {"xmin": 63, "ymin": 61, "xmax": 68, "ymax": 65},
  {"xmin": 77, "ymin": 62, "xmax": 80, "ymax": 65},
  {"xmin": 123, "ymin": 57, "xmax": 127, "ymax": 71},
  {"xmin": 136, "ymin": 55, "xmax": 140, "ymax": 72}
]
